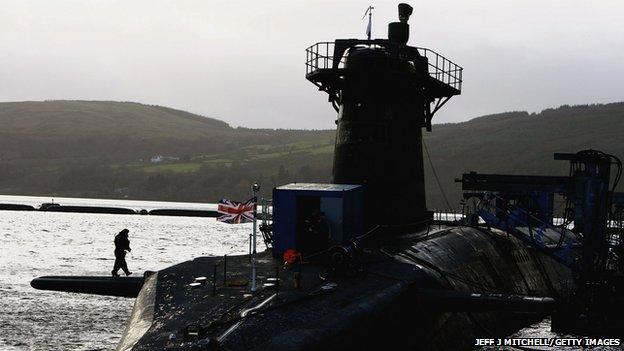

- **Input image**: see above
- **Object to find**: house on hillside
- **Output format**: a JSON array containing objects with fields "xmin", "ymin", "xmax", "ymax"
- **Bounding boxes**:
[{"xmin": 150, "ymin": 155, "xmax": 179, "ymax": 163}]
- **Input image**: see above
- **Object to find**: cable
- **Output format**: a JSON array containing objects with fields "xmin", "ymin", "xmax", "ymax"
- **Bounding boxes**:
[
  {"xmin": 422, "ymin": 138, "xmax": 453, "ymax": 211},
  {"xmin": 608, "ymin": 153, "xmax": 622, "ymax": 192}
]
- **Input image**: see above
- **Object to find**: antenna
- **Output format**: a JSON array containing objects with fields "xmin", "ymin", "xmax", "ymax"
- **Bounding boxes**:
[{"xmin": 362, "ymin": 6, "xmax": 374, "ymax": 40}]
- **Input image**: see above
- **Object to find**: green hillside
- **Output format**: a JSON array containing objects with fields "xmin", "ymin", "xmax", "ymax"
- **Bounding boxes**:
[
  {"xmin": 423, "ymin": 104, "xmax": 624, "ymax": 209},
  {"xmin": 0, "ymin": 100, "xmax": 335, "ymax": 200},
  {"xmin": 0, "ymin": 100, "xmax": 622, "ymax": 207},
  {"xmin": 0, "ymin": 100, "xmax": 225, "ymax": 162},
  {"xmin": 0, "ymin": 100, "xmax": 332, "ymax": 162}
]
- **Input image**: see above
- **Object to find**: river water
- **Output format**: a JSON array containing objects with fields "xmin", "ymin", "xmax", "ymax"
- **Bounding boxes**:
[
  {"xmin": 0, "ymin": 195, "xmax": 251, "ymax": 350},
  {"xmin": 0, "ymin": 195, "xmax": 619, "ymax": 350}
]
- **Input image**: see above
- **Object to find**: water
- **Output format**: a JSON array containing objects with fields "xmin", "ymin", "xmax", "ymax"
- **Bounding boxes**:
[
  {"xmin": 481, "ymin": 318, "xmax": 622, "ymax": 351},
  {"xmin": 0, "ymin": 196, "xmax": 620, "ymax": 350},
  {"xmin": 0, "ymin": 196, "xmax": 250, "ymax": 351}
]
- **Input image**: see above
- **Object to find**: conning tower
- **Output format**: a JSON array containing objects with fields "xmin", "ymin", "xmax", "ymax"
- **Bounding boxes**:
[{"xmin": 306, "ymin": 3, "xmax": 462, "ymax": 231}]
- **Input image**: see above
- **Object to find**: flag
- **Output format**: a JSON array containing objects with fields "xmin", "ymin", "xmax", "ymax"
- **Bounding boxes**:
[
  {"xmin": 217, "ymin": 197, "xmax": 256, "ymax": 224},
  {"xmin": 366, "ymin": 15, "xmax": 371, "ymax": 40}
]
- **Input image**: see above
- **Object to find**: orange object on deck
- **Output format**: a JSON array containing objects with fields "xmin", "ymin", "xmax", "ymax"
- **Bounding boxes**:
[{"xmin": 283, "ymin": 249, "xmax": 300, "ymax": 264}]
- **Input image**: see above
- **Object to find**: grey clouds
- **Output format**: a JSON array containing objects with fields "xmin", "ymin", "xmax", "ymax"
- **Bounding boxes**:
[{"xmin": 1, "ymin": 0, "xmax": 623, "ymax": 129}]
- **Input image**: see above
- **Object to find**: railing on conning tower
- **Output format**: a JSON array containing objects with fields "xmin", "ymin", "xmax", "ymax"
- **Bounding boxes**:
[
  {"xmin": 305, "ymin": 42, "xmax": 346, "ymax": 73},
  {"xmin": 418, "ymin": 48, "xmax": 463, "ymax": 92},
  {"xmin": 305, "ymin": 41, "xmax": 463, "ymax": 92}
]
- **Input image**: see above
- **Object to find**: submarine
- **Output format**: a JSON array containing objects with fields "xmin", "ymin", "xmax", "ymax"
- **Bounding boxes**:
[{"xmin": 31, "ymin": 3, "xmax": 624, "ymax": 350}]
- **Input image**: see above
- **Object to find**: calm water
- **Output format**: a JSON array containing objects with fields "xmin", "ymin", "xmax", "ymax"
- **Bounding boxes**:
[
  {"xmin": 0, "ymin": 195, "xmax": 619, "ymax": 350},
  {"xmin": 0, "ymin": 195, "xmax": 250, "ymax": 351}
]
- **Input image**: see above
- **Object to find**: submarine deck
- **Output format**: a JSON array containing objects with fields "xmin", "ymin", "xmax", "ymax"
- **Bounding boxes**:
[
  {"xmin": 120, "ymin": 248, "xmax": 426, "ymax": 350},
  {"xmin": 119, "ymin": 226, "xmax": 573, "ymax": 351}
]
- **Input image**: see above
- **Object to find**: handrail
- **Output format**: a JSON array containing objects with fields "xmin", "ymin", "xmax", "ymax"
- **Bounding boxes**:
[
  {"xmin": 478, "ymin": 192, "xmax": 579, "ymax": 248},
  {"xmin": 305, "ymin": 42, "xmax": 463, "ymax": 92}
]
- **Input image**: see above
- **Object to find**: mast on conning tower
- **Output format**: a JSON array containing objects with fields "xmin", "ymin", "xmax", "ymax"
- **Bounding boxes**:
[
  {"xmin": 362, "ymin": 6, "xmax": 374, "ymax": 40},
  {"xmin": 305, "ymin": 3, "xmax": 462, "ymax": 232}
]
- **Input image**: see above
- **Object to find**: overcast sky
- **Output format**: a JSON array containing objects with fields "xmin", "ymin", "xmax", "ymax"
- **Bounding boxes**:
[{"xmin": 1, "ymin": 0, "xmax": 623, "ymax": 129}]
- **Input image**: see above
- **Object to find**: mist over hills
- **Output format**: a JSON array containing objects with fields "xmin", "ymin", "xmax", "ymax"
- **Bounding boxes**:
[{"xmin": 0, "ymin": 100, "xmax": 622, "ymax": 208}]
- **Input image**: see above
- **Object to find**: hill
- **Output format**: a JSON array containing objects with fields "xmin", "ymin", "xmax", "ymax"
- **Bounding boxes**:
[
  {"xmin": 423, "ymin": 103, "xmax": 624, "ymax": 209},
  {"xmin": 0, "ymin": 100, "xmax": 335, "ymax": 200},
  {"xmin": 0, "ymin": 100, "xmax": 622, "ymax": 207},
  {"xmin": 0, "ymin": 100, "xmax": 332, "ymax": 162}
]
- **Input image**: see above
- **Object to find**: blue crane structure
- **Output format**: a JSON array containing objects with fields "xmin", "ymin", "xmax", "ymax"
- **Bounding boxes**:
[{"xmin": 457, "ymin": 149, "xmax": 624, "ymax": 334}]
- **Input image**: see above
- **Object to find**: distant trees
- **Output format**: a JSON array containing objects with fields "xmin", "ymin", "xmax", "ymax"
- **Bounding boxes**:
[{"xmin": 0, "ymin": 101, "xmax": 623, "ymax": 207}]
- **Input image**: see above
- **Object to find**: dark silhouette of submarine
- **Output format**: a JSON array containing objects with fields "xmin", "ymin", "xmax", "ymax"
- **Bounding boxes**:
[{"xmin": 31, "ymin": 3, "xmax": 624, "ymax": 350}]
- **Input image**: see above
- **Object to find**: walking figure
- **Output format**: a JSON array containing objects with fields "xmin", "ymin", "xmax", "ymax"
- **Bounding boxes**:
[{"xmin": 111, "ymin": 229, "xmax": 133, "ymax": 277}]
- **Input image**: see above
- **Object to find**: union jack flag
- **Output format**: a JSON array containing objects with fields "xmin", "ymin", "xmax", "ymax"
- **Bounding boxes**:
[{"xmin": 217, "ymin": 197, "xmax": 256, "ymax": 224}]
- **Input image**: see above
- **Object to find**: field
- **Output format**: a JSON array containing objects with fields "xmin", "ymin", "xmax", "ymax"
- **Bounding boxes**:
[
  {"xmin": 137, "ymin": 140, "xmax": 335, "ymax": 173},
  {"xmin": 0, "ymin": 100, "xmax": 622, "ymax": 208}
]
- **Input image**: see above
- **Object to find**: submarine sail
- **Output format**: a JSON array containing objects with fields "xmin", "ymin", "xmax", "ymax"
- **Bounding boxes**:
[{"xmin": 306, "ymin": 4, "xmax": 461, "ymax": 230}]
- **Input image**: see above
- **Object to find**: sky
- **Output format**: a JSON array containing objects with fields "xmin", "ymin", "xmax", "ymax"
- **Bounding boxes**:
[{"xmin": 1, "ymin": 0, "xmax": 623, "ymax": 129}]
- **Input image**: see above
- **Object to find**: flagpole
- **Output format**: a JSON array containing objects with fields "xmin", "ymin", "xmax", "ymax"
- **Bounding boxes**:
[
  {"xmin": 368, "ymin": 6, "xmax": 372, "ymax": 40},
  {"xmin": 251, "ymin": 183, "xmax": 259, "ymax": 292},
  {"xmin": 363, "ymin": 5, "xmax": 374, "ymax": 41}
]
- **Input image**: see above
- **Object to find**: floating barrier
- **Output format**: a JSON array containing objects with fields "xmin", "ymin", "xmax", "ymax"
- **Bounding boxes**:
[
  {"xmin": 148, "ymin": 209, "xmax": 219, "ymax": 218},
  {"xmin": 41, "ymin": 205, "xmax": 137, "ymax": 215},
  {"xmin": 0, "ymin": 201, "xmax": 219, "ymax": 218},
  {"xmin": 0, "ymin": 203, "xmax": 36, "ymax": 211}
]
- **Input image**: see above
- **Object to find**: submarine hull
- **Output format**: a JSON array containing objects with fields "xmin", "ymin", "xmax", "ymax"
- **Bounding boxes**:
[{"xmin": 117, "ymin": 226, "xmax": 573, "ymax": 351}]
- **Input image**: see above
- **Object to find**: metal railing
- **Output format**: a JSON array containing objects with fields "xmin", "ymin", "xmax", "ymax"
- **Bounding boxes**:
[
  {"xmin": 305, "ymin": 42, "xmax": 463, "ymax": 91},
  {"xmin": 305, "ymin": 42, "xmax": 345, "ymax": 75},
  {"xmin": 259, "ymin": 198, "xmax": 272, "ymax": 222},
  {"xmin": 258, "ymin": 198, "xmax": 273, "ymax": 248},
  {"xmin": 433, "ymin": 210, "xmax": 465, "ymax": 223},
  {"xmin": 416, "ymin": 47, "xmax": 463, "ymax": 91}
]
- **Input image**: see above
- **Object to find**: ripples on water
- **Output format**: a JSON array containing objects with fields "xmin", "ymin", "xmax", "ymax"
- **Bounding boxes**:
[
  {"xmin": 0, "ymin": 196, "xmax": 250, "ymax": 350},
  {"xmin": 0, "ymin": 196, "xmax": 620, "ymax": 350}
]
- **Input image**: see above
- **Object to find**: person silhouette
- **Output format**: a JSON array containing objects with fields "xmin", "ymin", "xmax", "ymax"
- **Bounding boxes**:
[
  {"xmin": 305, "ymin": 211, "xmax": 332, "ymax": 253},
  {"xmin": 111, "ymin": 229, "xmax": 132, "ymax": 277}
]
